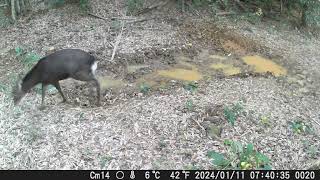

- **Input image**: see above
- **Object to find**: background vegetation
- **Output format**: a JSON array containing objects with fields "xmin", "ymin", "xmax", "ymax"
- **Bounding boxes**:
[{"xmin": 0, "ymin": 0, "xmax": 320, "ymax": 28}]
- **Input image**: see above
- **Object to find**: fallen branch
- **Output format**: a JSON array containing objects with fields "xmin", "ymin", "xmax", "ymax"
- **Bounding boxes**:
[
  {"xmin": 234, "ymin": 0, "xmax": 246, "ymax": 11},
  {"xmin": 88, "ymin": 12, "xmax": 150, "ymax": 23},
  {"xmin": 103, "ymin": 27, "xmax": 110, "ymax": 57},
  {"xmin": 217, "ymin": 0, "xmax": 226, "ymax": 10},
  {"xmin": 110, "ymin": 22, "xmax": 124, "ymax": 62},
  {"xmin": 216, "ymin": 11, "xmax": 236, "ymax": 16},
  {"xmin": 135, "ymin": 0, "xmax": 170, "ymax": 16},
  {"xmin": 126, "ymin": 17, "xmax": 156, "ymax": 24},
  {"xmin": 310, "ymin": 118, "xmax": 320, "ymax": 127},
  {"xmin": 88, "ymin": 12, "xmax": 108, "ymax": 20}
]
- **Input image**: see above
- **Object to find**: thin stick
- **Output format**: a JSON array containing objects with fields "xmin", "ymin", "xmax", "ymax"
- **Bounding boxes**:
[
  {"xmin": 310, "ymin": 118, "xmax": 320, "ymax": 127},
  {"xmin": 16, "ymin": 0, "xmax": 21, "ymax": 15},
  {"xmin": 88, "ymin": 12, "xmax": 137, "ymax": 21},
  {"xmin": 11, "ymin": 0, "xmax": 16, "ymax": 21},
  {"xmin": 216, "ymin": 11, "xmax": 236, "ymax": 16},
  {"xmin": 103, "ymin": 27, "xmax": 110, "ymax": 57},
  {"xmin": 135, "ymin": 0, "xmax": 170, "ymax": 15},
  {"xmin": 191, "ymin": 118, "xmax": 206, "ymax": 132},
  {"xmin": 126, "ymin": 17, "xmax": 155, "ymax": 24},
  {"xmin": 182, "ymin": 0, "xmax": 185, "ymax": 13},
  {"xmin": 110, "ymin": 22, "xmax": 124, "ymax": 62},
  {"xmin": 0, "ymin": 4, "xmax": 7, "ymax": 7},
  {"xmin": 88, "ymin": 12, "xmax": 108, "ymax": 20}
]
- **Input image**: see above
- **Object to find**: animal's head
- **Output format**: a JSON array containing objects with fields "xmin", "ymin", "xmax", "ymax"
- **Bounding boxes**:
[{"xmin": 12, "ymin": 74, "xmax": 26, "ymax": 105}]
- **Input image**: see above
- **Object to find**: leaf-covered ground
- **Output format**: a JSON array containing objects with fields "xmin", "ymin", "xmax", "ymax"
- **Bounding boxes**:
[{"xmin": 0, "ymin": 0, "xmax": 319, "ymax": 169}]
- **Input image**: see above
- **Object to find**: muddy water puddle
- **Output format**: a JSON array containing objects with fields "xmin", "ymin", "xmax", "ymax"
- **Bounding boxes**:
[
  {"xmin": 99, "ymin": 53, "xmax": 287, "ymax": 92},
  {"xmin": 242, "ymin": 55, "xmax": 287, "ymax": 77}
]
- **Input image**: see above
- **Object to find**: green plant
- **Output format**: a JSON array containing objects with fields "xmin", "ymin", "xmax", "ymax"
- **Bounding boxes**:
[
  {"xmin": 15, "ymin": 47, "xmax": 41, "ymax": 68},
  {"xmin": 208, "ymin": 140, "xmax": 271, "ymax": 170},
  {"xmin": 15, "ymin": 47, "xmax": 24, "ymax": 56},
  {"xmin": 0, "ymin": 83, "xmax": 7, "ymax": 92},
  {"xmin": 79, "ymin": 0, "xmax": 89, "ymax": 12},
  {"xmin": 126, "ymin": 0, "xmax": 144, "ymax": 14},
  {"xmin": 139, "ymin": 83, "xmax": 150, "ymax": 94},
  {"xmin": 302, "ymin": 140, "xmax": 319, "ymax": 158},
  {"xmin": 223, "ymin": 102, "xmax": 243, "ymax": 126},
  {"xmin": 289, "ymin": 120, "xmax": 313, "ymax": 134},
  {"xmin": 184, "ymin": 81, "xmax": 198, "ymax": 93},
  {"xmin": 100, "ymin": 155, "xmax": 113, "ymax": 169},
  {"xmin": 24, "ymin": 52, "xmax": 41, "ymax": 67},
  {"xmin": 260, "ymin": 115, "xmax": 271, "ymax": 127},
  {"xmin": 185, "ymin": 99, "xmax": 194, "ymax": 111},
  {"xmin": 45, "ymin": 0, "xmax": 65, "ymax": 8}
]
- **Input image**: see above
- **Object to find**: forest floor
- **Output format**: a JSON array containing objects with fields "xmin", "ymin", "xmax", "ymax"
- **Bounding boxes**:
[{"xmin": 0, "ymin": 0, "xmax": 319, "ymax": 169}]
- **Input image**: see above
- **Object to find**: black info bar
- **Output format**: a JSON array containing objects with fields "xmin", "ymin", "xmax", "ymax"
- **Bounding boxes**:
[{"xmin": 0, "ymin": 170, "xmax": 318, "ymax": 180}]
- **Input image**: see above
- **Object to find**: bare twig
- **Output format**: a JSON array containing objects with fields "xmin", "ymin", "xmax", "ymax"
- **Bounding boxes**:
[
  {"xmin": 88, "ymin": 12, "xmax": 108, "ymax": 20},
  {"xmin": 310, "ymin": 118, "xmax": 320, "ymax": 127},
  {"xmin": 103, "ymin": 27, "xmax": 110, "ymax": 57},
  {"xmin": 182, "ymin": 0, "xmax": 185, "ymax": 13},
  {"xmin": 216, "ymin": 11, "xmax": 236, "ymax": 16},
  {"xmin": 218, "ymin": 0, "xmax": 226, "ymax": 10},
  {"xmin": 0, "ymin": 4, "xmax": 8, "ymax": 7},
  {"xmin": 191, "ymin": 118, "xmax": 206, "ymax": 133},
  {"xmin": 110, "ymin": 22, "xmax": 124, "ymax": 62},
  {"xmin": 126, "ymin": 17, "xmax": 156, "ymax": 24},
  {"xmin": 234, "ymin": 0, "xmax": 246, "ymax": 11},
  {"xmin": 16, "ymin": 0, "xmax": 21, "ymax": 15},
  {"xmin": 135, "ymin": 0, "xmax": 170, "ymax": 16},
  {"xmin": 88, "ymin": 12, "xmax": 149, "ymax": 23}
]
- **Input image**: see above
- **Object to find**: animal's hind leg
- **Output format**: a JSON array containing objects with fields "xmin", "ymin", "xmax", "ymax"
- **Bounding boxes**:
[
  {"xmin": 53, "ymin": 81, "xmax": 67, "ymax": 103},
  {"xmin": 39, "ymin": 84, "xmax": 47, "ymax": 110}
]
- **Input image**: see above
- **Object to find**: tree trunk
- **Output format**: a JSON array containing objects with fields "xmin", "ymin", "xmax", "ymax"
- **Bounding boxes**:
[
  {"xmin": 301, "ymin": 3, "xmax": 308, "ymax": 27},
  {"xmin": 16, "ymin": 0, "xmax": 21, "ymax": 15},
  {"xmin": 11, "ymin": 0, "xmax": 16, "ymax": 21}
]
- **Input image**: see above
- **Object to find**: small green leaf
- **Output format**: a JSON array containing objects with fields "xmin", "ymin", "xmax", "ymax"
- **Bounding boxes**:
[
  {"xmin": 185, "ymin": 99, "xmax": 194, "ymax": 111},
  {"xmin": 184, "ymin": 81, "xmax": 198, "ymax": 93},
  {"xmin": 261, "ymin": 164, "xmax": 272, "ymax": 170},
  {"xmin": 207, "ymin": 151, "xmax": 229, "ymax": 167},
  {"xmin": 231, "ymin": 141, "xmax": 243, "ymax": 154},
  {"xmin": 256, "ymin": 152, "xmax": 270, "ymax": 164},
  {"xmin": 15, "ymin": 47, "xmax": 23, "ymax": 56},
  {"xmin": 224, "ymin": 107, "xmax": 236, "ymax": 125},
  {"xmin": 223, "ymin": 139, "xmax": 233, "ymax": 146},
  {"xmin": 246, "ymin": 143, "xmax": 254, "ymax": 155},
  {"xmin": 0, "ymin": 83, "xmax": 7, "ymax": 92},
  {"xmin": 139, "ymin": 83, "xmax": 150, "ymax": 94}
]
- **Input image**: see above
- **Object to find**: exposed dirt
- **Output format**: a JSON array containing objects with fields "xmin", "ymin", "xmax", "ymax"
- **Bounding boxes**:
[{"xmin": 0, "ymin": 0, "xmax": 319, "ymax": 169}]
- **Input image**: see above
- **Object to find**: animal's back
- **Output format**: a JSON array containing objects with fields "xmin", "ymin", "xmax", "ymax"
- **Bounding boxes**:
[{"xmin": 36, "ymin": 49, "xmax": 95, "ymax": 83}]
